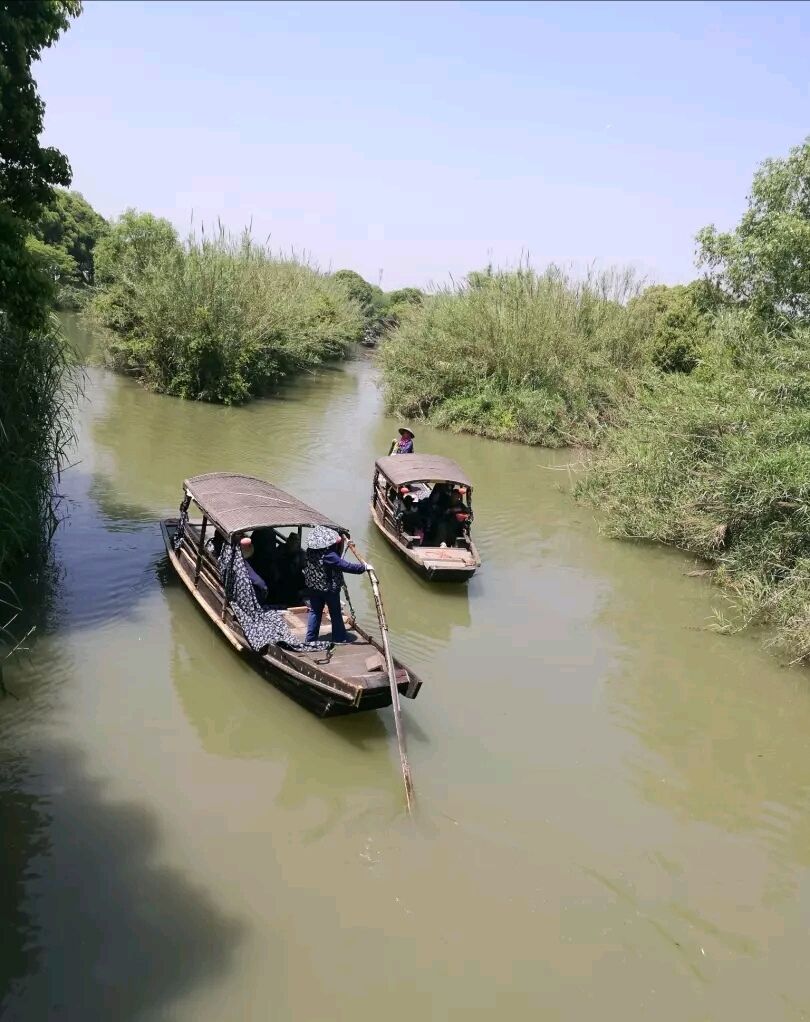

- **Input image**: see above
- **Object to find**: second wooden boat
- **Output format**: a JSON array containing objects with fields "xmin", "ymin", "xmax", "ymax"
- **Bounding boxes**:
[{"xmin": 371, "ymin": 454, "xmax": 481, "ymax": 581}]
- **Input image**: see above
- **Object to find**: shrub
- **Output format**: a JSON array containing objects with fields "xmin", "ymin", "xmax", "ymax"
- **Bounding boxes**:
[
  {"xmin": 579, "ymin": 310, "xmax": 810, "ymax": 661},
  {"xmin": 628, "ymin": 282, "xmax": 713, "ymax": 373},
  {"xmin": 91, "ymin": 226, "xmax": 365, "ymax": 403},
  {"xmin": 379, "ymin": 264, "xmax": 654, "ymax": 446}
]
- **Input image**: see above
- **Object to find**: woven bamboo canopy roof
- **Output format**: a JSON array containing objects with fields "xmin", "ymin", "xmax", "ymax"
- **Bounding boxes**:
[
  {"xmin": 184, "ymin": 472, "xmax": 345, "ymax": 538},
  {"xmin": 375, "ymin": 454, "xmax": 473, "ymax": 488}
]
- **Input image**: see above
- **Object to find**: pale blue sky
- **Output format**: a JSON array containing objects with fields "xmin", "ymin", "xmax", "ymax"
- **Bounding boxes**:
[{"xmin": 37, "ymin": 0, "xmax": 809, "ymax": 288}]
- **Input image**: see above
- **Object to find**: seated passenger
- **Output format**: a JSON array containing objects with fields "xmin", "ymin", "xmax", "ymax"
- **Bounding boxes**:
[
  {"xmin": 207, "ymin": 530, "xmax": 225, "ymax": 558},
  {"xmin": 393, "ymin": 484, "xmax": 410, "ymax": 512},
  {"xmin": 217, "ymin": 542, "xmax": 329, "ymax": 654},
  {"xmin": 250, "ymin": 528, "xmax": 280, "ymax": 588},
  {"xmin": 425, "ymin": 482, "xmax": 453, "ymax": 544},
  {"xmin": 239, "ymin": 536, "xmax": 269, "ymax": 604},
  {"xmin": 276, "ymin": 532, "xmax": 306, "ymax": 605},
  {"xmin": 446, "ymin": 488, "xmax": 473, "ymax": 545},
  {"xmin": 389, "ymin": 426, "xmax": 415, "ymax": 455},
  {"xmin": 396, "ymin": 494, "xmax": 425, "ymax": 544}
]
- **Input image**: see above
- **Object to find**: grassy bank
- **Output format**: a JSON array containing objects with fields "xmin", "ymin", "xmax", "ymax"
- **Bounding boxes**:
[
  {"xmin": 379, "ymin": 266, "xmax": 657, "ymax": 446},
  {"xmin": 578, "ymin": 311, "xmax": 810, "ymax": 660},
  {"xmin": 91, "ymin": 223, "xmax": 365, "ymax": 404},
  {"xmin": 0, "ymin": 317, "xmax": 78, "ymax": 584}
]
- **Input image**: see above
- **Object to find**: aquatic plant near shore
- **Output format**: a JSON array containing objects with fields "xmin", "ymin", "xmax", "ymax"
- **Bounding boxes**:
[
  {"xmin": 91, "ymin": 224, "xmax": 365, "ymax": 404},
  {"xmin": 378, "ymin": 265, "xmax": 656, "ymax": 447},
  {"xmin": 578, "ymin": 311, "xmax": 810, "ymax": 662},
  {"xmin": 0, "ymin": 316, "xmax": 79, "ymax": 580}
]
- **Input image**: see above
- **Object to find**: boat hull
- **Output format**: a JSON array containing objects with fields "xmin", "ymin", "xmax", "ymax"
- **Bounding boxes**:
[{"xmin": 369, "ymin": 503, "xmax": 480, "ymax": 582}]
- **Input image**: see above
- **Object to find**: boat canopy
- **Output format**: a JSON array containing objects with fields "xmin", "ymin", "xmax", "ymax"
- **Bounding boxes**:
[
  {"xmin": 375, "ymin": 454, "xmax": 473, "ymax": 488},
  {"xmin": 184, "ymin": 472, "xmax": 345, "ymax": 538}
]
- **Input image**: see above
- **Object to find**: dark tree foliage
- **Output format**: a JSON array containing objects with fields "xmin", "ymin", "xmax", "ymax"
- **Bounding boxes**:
[
  {"xmin": 0, "ymin": 0, "xmax": 82, "ymax": 330},
  {"xmin": 33, "ymin": 187, "xmax": 107, "ymax": 286}
]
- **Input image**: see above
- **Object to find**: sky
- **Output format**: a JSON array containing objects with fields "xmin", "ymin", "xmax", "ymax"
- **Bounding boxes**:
[{"xmin": 36, "ymin": 0, "xmax": 810, "ymax": 289}]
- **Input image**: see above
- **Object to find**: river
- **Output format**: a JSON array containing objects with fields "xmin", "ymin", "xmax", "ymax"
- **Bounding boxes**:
[{"xmin": 2, "ymin": 315, "xmax": 810, "ymax": 1021}]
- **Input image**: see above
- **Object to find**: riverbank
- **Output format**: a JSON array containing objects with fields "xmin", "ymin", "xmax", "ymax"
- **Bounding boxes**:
[{"xmin": 579, "ymin": 312, "xmax": 810, "ymax": 662}]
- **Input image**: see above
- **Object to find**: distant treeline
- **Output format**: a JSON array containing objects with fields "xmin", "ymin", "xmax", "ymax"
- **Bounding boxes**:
[
  {"xmin": 28, "ymin": 195, "xmax": 422, "ymax": 402},
  {"xmin": 81, "ymin": 210, "xmax": 424, "ymax": 403}
]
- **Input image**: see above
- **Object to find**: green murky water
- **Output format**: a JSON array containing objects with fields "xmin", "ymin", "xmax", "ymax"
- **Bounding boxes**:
[{"xmin": 2, "ymin": 315, "xmax": 810, "ymax": 1021}]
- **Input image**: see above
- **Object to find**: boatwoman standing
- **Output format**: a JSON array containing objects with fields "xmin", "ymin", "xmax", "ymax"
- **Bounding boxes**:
[
  {"xmin": 303, "ymin": 526, "xmax": 372, "ymax": 643},
  {"xmin": 389, "ymin": 426, "xmax": 415, "ymax": 455}
]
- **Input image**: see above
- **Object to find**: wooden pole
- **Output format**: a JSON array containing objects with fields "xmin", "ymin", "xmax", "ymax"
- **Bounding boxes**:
[
  {"xmin": 194, "ymin": 514, "xmax": 208, "ymax": 588},
  {"xmin": 346, "ymin": 540, "xmax": 414, "ymax": 813}
]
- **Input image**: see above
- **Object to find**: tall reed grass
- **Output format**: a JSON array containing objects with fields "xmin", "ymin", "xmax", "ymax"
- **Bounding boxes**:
[
  {"xmin": 93, "ymin": 231, "xmax": 365, "ymax": 404},
  {"xmin": 0, "ymin": 315, "xmax": 78, "ymax": 582},
  {"xmin": 379, "ymin": 265, "xmax": 655, "ymax": 446},
  {"xmin": 579, "ymin": 310, "xmax": 810, "ymax": 661}
]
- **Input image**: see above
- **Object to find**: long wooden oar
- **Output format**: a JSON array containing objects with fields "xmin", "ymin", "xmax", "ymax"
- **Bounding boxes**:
[{"xmin": 347, "ymin": 539, "xmax": 414, "ymax": 813}]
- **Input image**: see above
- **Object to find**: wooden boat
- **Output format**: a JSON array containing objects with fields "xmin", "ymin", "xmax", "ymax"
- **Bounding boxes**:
[
  {"xmin": 371, "ymin": 454, "xmax": 481, "ymax": 582},
  {"xmin": 161, "ymin": 472, "xmax": 422, "ymax": 718}
]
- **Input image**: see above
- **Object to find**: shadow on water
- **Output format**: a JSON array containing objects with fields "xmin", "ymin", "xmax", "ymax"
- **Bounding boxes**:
[
  {"xmin": 46, "ymin": 468, "xmax": 166, "ymax": 635},
  {"xmin": 0, "ymin": 755, "xmax": 49, "ymax": 1007},
  {"xmin": 0, "ymin": 743, "xmax": 245, "ymax": 1021}
]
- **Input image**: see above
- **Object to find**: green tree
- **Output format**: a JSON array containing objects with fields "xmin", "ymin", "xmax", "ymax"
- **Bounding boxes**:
[
  {"xmin": 91, "ymin": 210, "xmax": 180, "ymax": 334},
  {"xmin": 697, "ymin": 137, "xmax": 810, "ymax": 324},
  {"xmin": 331, "ymin": 269, "xmax": 376, "ymax": 310},
  {"xmin": 0, "ymin": 0, "xmax": 82, "ymax": 582},
  {"xmin": 33, "ymin": 187, "xmax": 108, "ymax": 286},
  {"xmin": 0, "ymin": 0, "xmax": 81, "ymax": 331},
  {"xmin": 26, "ymin": 232, "xmax": 78, "ymax": 283},
  {"xmin": 331, "ymin": 268, "xmax": 394, "ymax": 333},
  {"xmin": 94, "ymin": 208, "xmax": 179, "ymax": 285}
]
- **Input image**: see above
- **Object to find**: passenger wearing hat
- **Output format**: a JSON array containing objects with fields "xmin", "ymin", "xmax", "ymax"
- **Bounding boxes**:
[
  {"xmin": 389, "ymin": 426, "xmax": 415, "ymax": 455},
  {"xmin": 303, "ymin": 526, "xmax": 372, "ymax": 643}
]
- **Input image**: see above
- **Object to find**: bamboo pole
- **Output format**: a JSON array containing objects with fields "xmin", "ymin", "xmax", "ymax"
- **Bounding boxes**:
[{"xmin": 346, "ymin": 539, "xmax": 414, "ymax": 813}]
